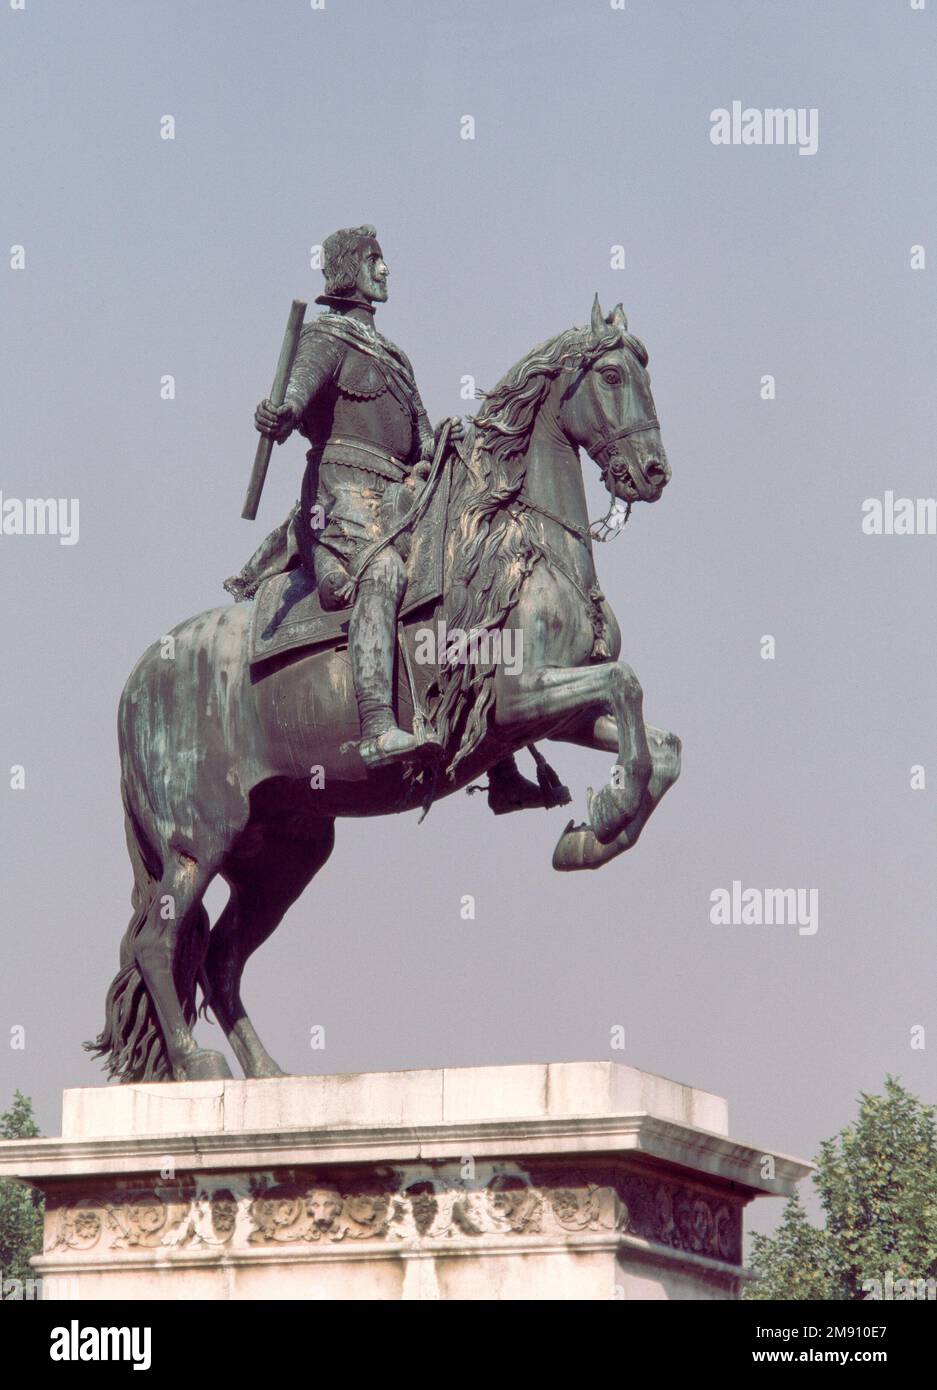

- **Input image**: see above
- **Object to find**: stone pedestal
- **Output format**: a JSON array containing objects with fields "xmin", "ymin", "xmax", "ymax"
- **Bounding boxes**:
[{"xmin": 0, "ymin": 1062, "xmax": 810, "ymax": 1300}]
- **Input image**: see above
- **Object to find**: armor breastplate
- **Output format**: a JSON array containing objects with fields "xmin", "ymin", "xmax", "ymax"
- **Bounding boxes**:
[{"xmin": 303, "ymin": 344, "xmax": 420, "ymax": 464}]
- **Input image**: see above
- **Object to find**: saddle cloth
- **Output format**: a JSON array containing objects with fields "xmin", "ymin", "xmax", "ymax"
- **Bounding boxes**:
[{"xmin": 248, "ymin": 457, "xmax": 450, "ymax": 668}]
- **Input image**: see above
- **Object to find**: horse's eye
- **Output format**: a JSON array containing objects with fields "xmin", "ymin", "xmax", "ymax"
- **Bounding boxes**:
[{"xmin": 600, "ymin": 370, "xmax": 621, "ymax": 385}]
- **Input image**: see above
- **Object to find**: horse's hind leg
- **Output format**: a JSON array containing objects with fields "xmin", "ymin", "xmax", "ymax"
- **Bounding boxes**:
[
  {"xmin": 133, "ymin": 850, "xmax": 232, "ymax": 1080},
  {"xmin": 204, "ymin": 820, "xmax": 335, "ymax": 1079}
]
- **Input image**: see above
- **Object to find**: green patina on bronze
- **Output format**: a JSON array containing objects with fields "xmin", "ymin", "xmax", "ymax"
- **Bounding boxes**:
[{"xmin": 87, "ymin": 228, "xmax": 681, "ymax": 1084}]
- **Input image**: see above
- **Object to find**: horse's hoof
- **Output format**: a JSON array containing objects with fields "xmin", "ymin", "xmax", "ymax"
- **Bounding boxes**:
[
  {"xmin": 180, "ymin": 1049, "xmax": 233, "ymax": 1081},
  {"xmin": 552, "ymin": 819, "xmax": 637, "ymax": 871},
  {"xmin": 588, "ymin": 781, "xmax": 643, "ymax": 845}
]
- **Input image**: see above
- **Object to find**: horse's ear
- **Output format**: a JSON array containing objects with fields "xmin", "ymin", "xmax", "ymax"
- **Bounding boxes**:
[
  {"xmin": 591, "ymin": 294, "xmax": 605, "ymax": 338},
  {"xmin": 609, "ymin": 303, "xmax": 629, "ymax": 331}
]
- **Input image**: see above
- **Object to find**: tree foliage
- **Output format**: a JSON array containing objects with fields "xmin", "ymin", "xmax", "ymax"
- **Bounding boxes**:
[
  {"xmin": 0, "ymin": 1091, "xmax": 44, "ymax": 1285},
  {"xmin": 747, "ymin": 1190, "xmax": 836, "ymax": 1299},
  {"xmin": 747, "ymin": 1077, "xmax": 937, "ymax": 1300}
]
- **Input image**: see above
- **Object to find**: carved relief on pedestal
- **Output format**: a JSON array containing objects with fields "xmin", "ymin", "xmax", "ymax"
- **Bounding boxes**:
[
  {"xmin": 45, "ymin": 1180, "xmax": 234, "ymax": 1255},
  {"xmin": 46, "ymin": 1203, "xmax": 104, "ymax": 1253},
  {"xmin": 247, "ymin": 1182, "xmax": 389, "ymax": 1244},
  {"xmin": 548, "ymin": 1181, "xmax": 624, "ymax": 1233},
  {"xmin": 43, "ymin": 1162, "xmax": 743, "ymax": 1266},
  {"xmin": 606, "ymin": 1170, "xmax": 742, "ymax": 1264},
  {"xmin": 46, "ymin": 1189, "xmax": 191, "ymax": 1253}
]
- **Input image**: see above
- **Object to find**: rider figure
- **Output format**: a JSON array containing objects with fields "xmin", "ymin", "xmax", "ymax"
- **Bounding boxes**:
[
  {"xmin": 241, "ymin": 226, "xmax": 567, "ymax": 814},
  {"xmin": 252, "ymin": 225, "xmax": 456, "ymax": 769}
]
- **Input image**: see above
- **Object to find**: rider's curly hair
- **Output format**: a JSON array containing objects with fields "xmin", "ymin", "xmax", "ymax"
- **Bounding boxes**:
[{"xmin": 321, "ymin": 224, "xmax": 379, "ymax": 297}]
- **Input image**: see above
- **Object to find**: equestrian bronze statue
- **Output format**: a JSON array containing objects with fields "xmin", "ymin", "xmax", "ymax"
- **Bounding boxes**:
[{"xmin": 89, "ymin": 225, "xmax": 681, "ymax": 1083}]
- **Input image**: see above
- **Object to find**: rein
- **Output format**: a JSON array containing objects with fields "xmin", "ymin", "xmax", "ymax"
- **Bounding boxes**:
[
  {"xmin": 509, "ymin": 401, "xmax": 660, "ymax": 656},
  {"xmin": 342, "ymin": 419, "xmax": 452, "ymax": 600},
  {"xmin": 517, "ymin": 491, "xmax": 632, "ymax": 545},
  {"xmin": 510, "ymin": 490, "xmax": 617, "ymax": 662}
]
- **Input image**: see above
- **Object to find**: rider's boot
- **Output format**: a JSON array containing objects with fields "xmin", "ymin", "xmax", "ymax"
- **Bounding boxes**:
[
  {"xmin": 350, "ymin": 566, "xmax": 438, "ymax": 769},
  {"xmin": 486, "ymin": 751, "xmax": 572, "ymax": 815}
]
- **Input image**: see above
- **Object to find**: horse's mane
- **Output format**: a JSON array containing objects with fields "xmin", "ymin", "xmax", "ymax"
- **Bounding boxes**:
[
  {"xmin": 472, "ymin": 316, "xmax": 648, "ymax": 478},
  {"xmin": 429, "ymin": 427, "xmax": 541, "ymax": 779},
  {"xmin": 431, "ymin": 320, "xmax": 642, "ymax": 777},
  {"xmin": 475, "ymin": 322, "xmax": 632, "ymax": 466}
]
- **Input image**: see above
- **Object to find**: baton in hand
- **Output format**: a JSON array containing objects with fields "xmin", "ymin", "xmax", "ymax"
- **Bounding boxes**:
[{"xmin": 241, "ymin": 298, "xmax": 307, "ymax": 520}]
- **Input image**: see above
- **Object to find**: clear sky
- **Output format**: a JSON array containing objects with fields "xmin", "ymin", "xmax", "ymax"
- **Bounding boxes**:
[{"xmin": 2, "ymin": 0, "xmax": 935, "ymax": 1246}]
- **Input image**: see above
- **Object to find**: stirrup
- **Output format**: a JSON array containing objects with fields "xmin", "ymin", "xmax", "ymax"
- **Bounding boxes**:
[{"xmin": 358, "ymin": 725, "xmax": 440, "ymax": 770}]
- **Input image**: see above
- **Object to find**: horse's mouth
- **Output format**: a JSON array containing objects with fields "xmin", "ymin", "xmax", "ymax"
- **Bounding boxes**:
[{"xmin": 615, "ymin": 459, "xmax": 669, "ymax": 504}]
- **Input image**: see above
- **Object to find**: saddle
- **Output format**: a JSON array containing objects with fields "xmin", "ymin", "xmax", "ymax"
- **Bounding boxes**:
[{"xmin": 248, "ymin": 456, "xmax": 450, "ymax": 669}]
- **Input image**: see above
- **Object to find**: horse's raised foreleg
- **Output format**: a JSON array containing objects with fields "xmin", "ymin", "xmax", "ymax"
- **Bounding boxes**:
[
  {"xmin": 133, "ymin": 852, "xmax": 233, "ymax": 1081},
  {"xmin": 204, "ymin": 822, "xmax": 335, "ymax": 1079},
  {"xmin": 494, "ymin": 660, "xmax": 652, "ymax": 841},
  {"xmin": 551, "ymin": 717, "xmax": 682, "ymax": 870}
]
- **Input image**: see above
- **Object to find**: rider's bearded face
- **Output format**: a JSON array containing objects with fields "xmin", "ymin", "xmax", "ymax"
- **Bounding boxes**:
[{"xmin": 354, "ymin": 239, "xmax": 389, "ymax": 303}]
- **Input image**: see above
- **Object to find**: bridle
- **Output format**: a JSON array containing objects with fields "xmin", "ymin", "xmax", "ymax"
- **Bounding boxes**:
[
  {"xmin": 519, "ymin": 410, "xmax": 661, "ymax": 547},
  {"xmin": 579, "ymin": 349, "xmax": 660, "ymax": 478},
  {"xmin": 489, "ymin": 328, "xmax": 664, "ymax": 548},
  {"xmin": 572, "ymin": 348, "xmax": 661, "ymax": 540},
  {"xmin": 590, "ymin": 417, "xmax": 661, "ymax": 473}
]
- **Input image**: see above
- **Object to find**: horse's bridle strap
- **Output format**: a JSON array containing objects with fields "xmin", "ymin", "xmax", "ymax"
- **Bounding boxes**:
[{"xmin": 591, "ymin": 417, "xmax": 660, "ymax": 462}]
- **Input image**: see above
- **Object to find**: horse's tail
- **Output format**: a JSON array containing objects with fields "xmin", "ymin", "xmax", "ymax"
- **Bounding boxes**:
[{"xmin": 83, "ymin": 788, "xmax": 174, "ymax": 1083}]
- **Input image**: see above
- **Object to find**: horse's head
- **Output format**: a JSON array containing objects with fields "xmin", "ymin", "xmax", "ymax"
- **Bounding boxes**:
[{"xmin": 559, "ymin": 296, "xmax": 670, "ymax": 505}]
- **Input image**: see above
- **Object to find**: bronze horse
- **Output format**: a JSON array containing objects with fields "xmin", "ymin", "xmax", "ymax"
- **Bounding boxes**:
[{"xmin": 89, "ymin": 297, "xmax": 681, "ymax": 1083}]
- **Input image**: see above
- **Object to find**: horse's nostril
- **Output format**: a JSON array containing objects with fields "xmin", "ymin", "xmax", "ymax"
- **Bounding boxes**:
[{"xmin": 646, "ymin": 461, "xmax": 668, "ymax": 484}]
